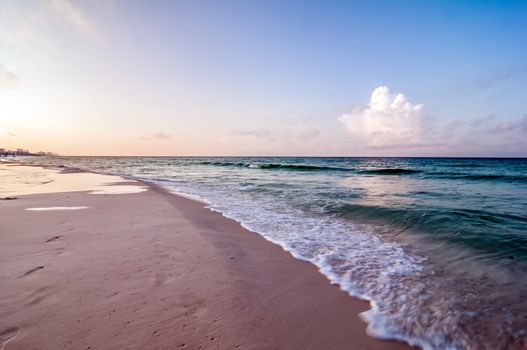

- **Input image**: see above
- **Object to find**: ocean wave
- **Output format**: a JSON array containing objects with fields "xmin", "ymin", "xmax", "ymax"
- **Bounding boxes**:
[
  {"xmin": 457, "ymin": 174, "xmax": 527, "ymax": 182},
  {"xmin": 325, "ymin": 202, "xmax": 527, "ymax": 260},
  {"xmin": 446, "ymin": 163, "xmax": 485, "ymax": 168},
  {"xmin": 198, "ymin": 161, "xmax": 350, "ymax": 172},
  {"xmin": 360, "ymin": 168, "xmax": 423, "ymax": 175}
]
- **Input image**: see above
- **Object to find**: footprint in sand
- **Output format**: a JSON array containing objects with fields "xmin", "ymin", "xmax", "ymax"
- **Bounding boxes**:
[
  {"xmin": 0, "ymin": 327, "xmax": 20, "ymax": 350},
  {"xmin": 23, "ymin": 266, "xmax": 44, "ymax": 276},
  {"xmin": 45, "ymin": 235, "xmax": 62, "ymax": 243},
  {"xmin": 25, "ymin": 287, "xmax": 53, "ymax": 306}
]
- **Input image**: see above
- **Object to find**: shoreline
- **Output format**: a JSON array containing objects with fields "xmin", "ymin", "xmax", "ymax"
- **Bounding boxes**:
[{"xmin": 0, "ymin": 163, "xmax": 413, "ymax": 349}]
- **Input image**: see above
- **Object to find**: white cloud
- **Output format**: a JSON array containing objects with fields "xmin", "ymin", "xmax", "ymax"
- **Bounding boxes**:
[
  {"xmin": 339, "ymin": 86, "xmax": 424, "ymax": 148},
  {"xmin": 47, "ymin": 0, "xmax": 97, "ymax": 37}
]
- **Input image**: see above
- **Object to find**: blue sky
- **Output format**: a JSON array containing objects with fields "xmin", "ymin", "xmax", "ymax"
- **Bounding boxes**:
[{"xmin": 0, "ymin": 0, "xmax": 526, "ymax": 156}]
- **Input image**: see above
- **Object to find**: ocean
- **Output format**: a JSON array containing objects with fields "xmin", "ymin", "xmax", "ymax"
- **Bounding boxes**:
[{"xmin": 23, "ymin": 156, "xmax": 527, "ymax": 350}]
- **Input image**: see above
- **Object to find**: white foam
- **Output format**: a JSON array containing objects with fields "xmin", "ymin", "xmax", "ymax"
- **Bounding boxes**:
[
  {"xmin": 26, "ymin": 206, "xmax": 90, "ymax": 211},
  {"xmin": 147, "ymin": 179, "xmax": 451, "ymax": 350},
  {"xmin": 168, "ymin": 189, "xmax": 209, "ymax": 204},
  {"xmin": 89, "ymin": 185, "xmax": 147, "ymax": 195}
]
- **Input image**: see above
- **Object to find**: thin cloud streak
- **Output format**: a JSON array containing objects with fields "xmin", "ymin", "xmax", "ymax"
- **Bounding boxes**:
[
  {"xmin": 0, "ymin": 65, "xmax": 18, "ymax": 87},
  {"xmin": 141, "ymin": 132, "xmax": 172, "ymax": 140},
  {"xmin": 488, "ymin": 115, "xmax": 527, "ymax": 134},
  {"xmin": 473, "ymin": 65, "xmax": 527, "ymax": 92},
  {"xmin": 366, "ymin": 142, "xmax": 444, "ymax": 150},
  {"xmin": 232, "ymin": 124, "xmax": 320, "ymax": 143},
  {"xmin": 47, "ymin": 0, "xmax": 97, "ymax": 37},
  {"xmin": 490, "ymin": 121, "xmax": 515, "ymax": 134},
  {"xmin": 471, "ymin": 114, "xmax": 495, "ymax": 127}
]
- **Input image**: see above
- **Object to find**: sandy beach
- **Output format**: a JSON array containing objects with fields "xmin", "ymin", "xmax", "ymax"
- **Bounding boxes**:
[
  {"xmin": 4, "ymin": 0, "xmax": 527, "ymax": 348},
  {"xmin": 0, "ymin": 164, "xmax": 412, "ymax": 349}
]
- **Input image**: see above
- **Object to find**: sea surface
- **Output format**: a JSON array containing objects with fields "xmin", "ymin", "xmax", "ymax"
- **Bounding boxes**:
[{"xmin": 22, "ymin": 156, "xmax": 527, "ymax": 350}]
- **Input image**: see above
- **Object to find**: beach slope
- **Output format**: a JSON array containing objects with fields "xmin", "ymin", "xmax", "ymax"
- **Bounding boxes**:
[{"xmin": 0, "ymin": 165, "xmax": 411, "ymax": 349}]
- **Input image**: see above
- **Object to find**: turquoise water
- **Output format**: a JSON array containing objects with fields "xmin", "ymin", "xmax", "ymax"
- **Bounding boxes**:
[{"xmin": 24, "ymin": 157, "xmax": 527, "ymax": 349}]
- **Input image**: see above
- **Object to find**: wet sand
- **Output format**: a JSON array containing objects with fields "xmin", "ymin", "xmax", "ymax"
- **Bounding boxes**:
[{"xmin": 0, "ymin": 165, "xmax": 413, "ymax": 349}]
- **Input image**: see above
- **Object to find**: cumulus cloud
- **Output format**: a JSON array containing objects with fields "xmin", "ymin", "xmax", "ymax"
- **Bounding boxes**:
[
  {"xmin": 0, "ymin": 65, "xmax": 18, "ymax": 87},
  {"xmin": 339, "ymin": 86, "xmax": 424, "ymax": 148},
  {"xmin": 47, "ymin": 0, "xmax": 97, "ymax": 37}
]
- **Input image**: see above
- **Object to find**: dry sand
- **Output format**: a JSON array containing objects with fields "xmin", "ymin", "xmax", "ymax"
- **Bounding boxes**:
[{"xmin": 0, "ymin": 165, "xmax": 413, "ymax": 349}]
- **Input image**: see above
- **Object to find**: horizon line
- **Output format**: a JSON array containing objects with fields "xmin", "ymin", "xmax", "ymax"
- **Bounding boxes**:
[{"xmin": 17, "ymin": 155, "xmax": 527, "ymax": 159}]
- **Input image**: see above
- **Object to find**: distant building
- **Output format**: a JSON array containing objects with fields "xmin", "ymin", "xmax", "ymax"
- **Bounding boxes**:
[
  {"xmin": 0, "ymin": 147, "xmax": 57, "ymax": 157},
  {"xmin": 36, "ymin": 151, "xmax": 58, "ymax": 156},
  {"xmin": 16, "ymin": 148, "xmax": 31, "ymax": 156}
]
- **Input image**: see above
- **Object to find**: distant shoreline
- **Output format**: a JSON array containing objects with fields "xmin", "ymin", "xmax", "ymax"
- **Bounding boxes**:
[{"xmin": 10, "ymin": 154, "xmax": 527, "ymax": 160}]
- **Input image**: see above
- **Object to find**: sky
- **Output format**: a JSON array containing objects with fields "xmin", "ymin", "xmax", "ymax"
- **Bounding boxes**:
[{"xmin": 0, "ymin": 0, "xmax": 526, "ymax": 156}]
